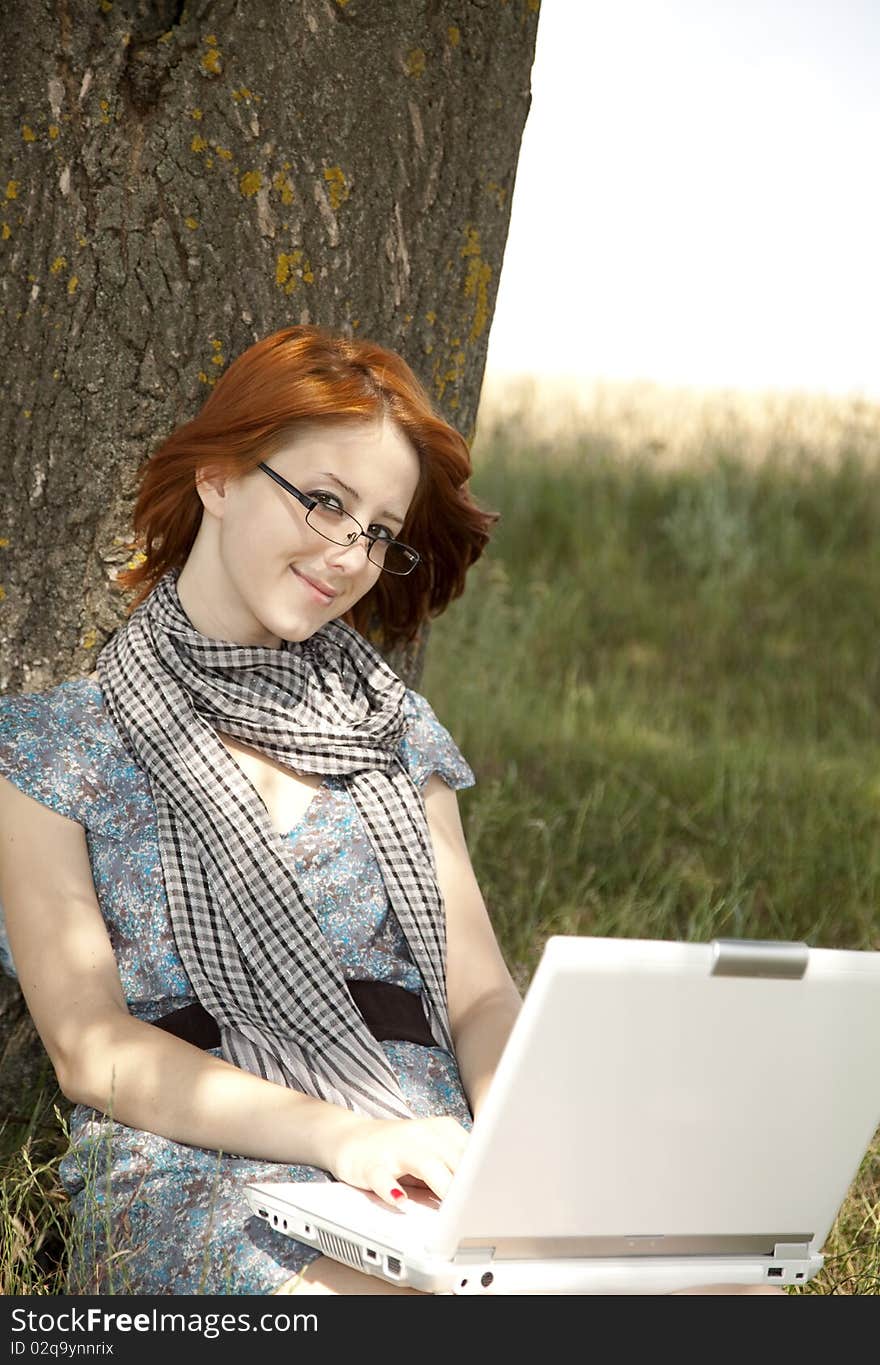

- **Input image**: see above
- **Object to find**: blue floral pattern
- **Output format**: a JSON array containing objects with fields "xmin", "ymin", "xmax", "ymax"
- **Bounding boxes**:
[{"xmin": 0, "ymin": 678, "xmax": 475, "ymax": 1295}]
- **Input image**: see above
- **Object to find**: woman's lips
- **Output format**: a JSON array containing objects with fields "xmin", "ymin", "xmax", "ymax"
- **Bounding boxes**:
[{"xmin": 292, "ymin": 568, "xmax": 338, "ymax": 603}]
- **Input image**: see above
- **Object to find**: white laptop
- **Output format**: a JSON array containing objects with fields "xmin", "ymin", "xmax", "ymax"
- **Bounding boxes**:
[{"xmin": 245, "ymin": 935, "xmax": 880, "ymax": 1294}]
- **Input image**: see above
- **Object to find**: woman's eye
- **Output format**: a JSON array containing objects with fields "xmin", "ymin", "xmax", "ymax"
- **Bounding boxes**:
[
  {"xmin": 368, "ymin": 524, "xmax": 396, "ymax": 543},
  {"xmin": 309, "ymin": 490, "xmax": 346, "ymax": 516}
]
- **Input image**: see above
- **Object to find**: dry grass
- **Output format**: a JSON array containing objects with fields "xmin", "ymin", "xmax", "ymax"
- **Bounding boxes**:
[{"xmin": 476, "ymin": 372, "xmax": 880, "ymax": 469}]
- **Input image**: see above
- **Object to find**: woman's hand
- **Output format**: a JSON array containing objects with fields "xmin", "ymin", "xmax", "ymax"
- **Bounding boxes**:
[{"xmin": 328, "ymin": 1114, "xmax": 470, "ymax": 1208}]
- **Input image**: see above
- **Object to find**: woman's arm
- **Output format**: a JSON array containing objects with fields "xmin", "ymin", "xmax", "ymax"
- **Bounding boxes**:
[
  {"xmin": 423, "ymin": 774, "xmax": 522, "ymax": 1118},
  {"xmin": 0, "ymin": 773, "xmax": 465, "ymax": 1204}
]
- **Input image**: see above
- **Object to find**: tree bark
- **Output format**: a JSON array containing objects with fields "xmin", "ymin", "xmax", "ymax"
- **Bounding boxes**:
[{"xmin": 0, "ymin": 0, "xmax": 539, "ymax": 1121}]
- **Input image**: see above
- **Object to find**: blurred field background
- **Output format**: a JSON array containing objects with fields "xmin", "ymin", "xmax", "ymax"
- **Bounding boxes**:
[
  {"xmin": 3, "ymin": 378, "xmax": 879, "ymax": 1293},
  {"xmin": 421, "ymin": 375, "xmax": 880, "ymax": 1295}
]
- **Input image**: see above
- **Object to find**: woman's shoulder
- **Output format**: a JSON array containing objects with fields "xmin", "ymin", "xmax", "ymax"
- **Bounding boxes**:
[
  {"xmin": 0, "ymin": 675, "xmax": 106, "ymax": 742},
  {"xmin": 0, "ymin": 675, "xmax": 124, "ymax": 820},
  {"xmin": 399, "ymin": 688, "xmax": 475, "ymax": 792}
]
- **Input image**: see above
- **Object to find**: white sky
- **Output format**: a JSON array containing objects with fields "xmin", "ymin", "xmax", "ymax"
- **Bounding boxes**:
[{"xmin": 484, "ymin": 0, "xmax": 880, "ymax": 397}]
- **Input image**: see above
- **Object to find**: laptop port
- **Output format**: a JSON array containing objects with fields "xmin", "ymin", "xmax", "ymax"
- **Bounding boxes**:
[
  {"xmin": 365, "ymin": 1248, "xmax": 378, "ymax": 1261},
  {"xmin": 385, "ymin": 1256, "xmax": 402, "ymax": 1277},
  {"xmin": 767, "ymin": 1267, "xmax": 783, "ymax": 1277},
  {"xmin": 257, "ymin": 1209, "xmax": 268, "ymax": 1219}
]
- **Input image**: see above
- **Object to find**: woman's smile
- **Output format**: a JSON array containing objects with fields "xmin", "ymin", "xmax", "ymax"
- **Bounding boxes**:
[{"xmin": 291, "ymin": 566, "xmax": 340, "ymax": 604}]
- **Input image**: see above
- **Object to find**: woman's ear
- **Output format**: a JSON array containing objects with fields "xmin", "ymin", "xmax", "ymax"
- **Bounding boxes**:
[{"xmin": 195, "ymin": 466, "xmax": 228, "ymax": 517}]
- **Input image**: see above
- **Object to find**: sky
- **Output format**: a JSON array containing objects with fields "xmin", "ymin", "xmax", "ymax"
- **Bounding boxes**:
[{"xmin": 484, "ymin": 0, "xmax": 880, "ymax": 398}]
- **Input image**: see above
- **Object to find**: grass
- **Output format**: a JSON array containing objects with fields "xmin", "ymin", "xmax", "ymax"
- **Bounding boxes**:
[{"xmin": 2, "ymin": 378, "xmax": 879, "ymax": 1293}]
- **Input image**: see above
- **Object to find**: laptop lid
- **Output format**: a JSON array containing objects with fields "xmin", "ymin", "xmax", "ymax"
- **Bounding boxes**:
[{"xmin": 425, "ymin": 935, "xmax": 880, "ymax": 1264}]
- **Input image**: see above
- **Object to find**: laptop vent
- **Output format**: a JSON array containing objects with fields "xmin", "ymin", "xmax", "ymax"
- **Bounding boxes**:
[{"xmin": 317, "ymin": 1228, "xmax": 364, "ymax": 1271}]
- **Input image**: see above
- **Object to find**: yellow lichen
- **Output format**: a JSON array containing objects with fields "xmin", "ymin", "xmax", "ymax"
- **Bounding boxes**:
[
  {"xmin": 404, "ymin": 48, "xmax": 426, "ymax": 78},
  {"xmin": 201, "ymin": 46, "xmax": 222, "ymax": 76},
  {"xmin": 191, "ymin": 134, "xmax": 208, "ymax": 153},
  {"xmin": 323, "ymin": 166, "xmax": 349, "ymax": 211},
  {"xmin": 6, "ymin": 181, "xmax": 20, "ymax": 200},
  {"xmin": 210, "ymin": 338, "xmax": 222, "ymax": 350},
  {"xmin": 23, "ymin": 410, "xmax": 32, "ymax": 419},
  {"xmin": 185, "ymin": 217, "xmax": 199, "ymax": 230},
  {"xmin": 460, "ymin": 226, "xmax": 492, "ymax": 341},
  {"xmin": 272, "ymin": 171, "xmax": 294, "ymax": 205},
  {"xmin": 216, "ymin": 147, "xmax": 233, "ymax": 161},
  {"xmin": 100, "ymin": 0, "xmax": 112, "ymax": 11},
  {"xmin": 22, "ymin": 125, "xmax": 36, "ymax": 143},
  {"xmin": 239, "ymin": 170, "xmax": 262, "ymax": 196},
  {"xmin": 0, "ymin": 586, "xmax": 5, "ymax": 603},
  {"xmin": 205, "ymin": 33, "xmax": 218, "ymax": 45},
  {"xmin": 67, "ymin": 275, "xmax": 78, "ymax": 295},
  {"xmin": 447, "ymin": 26, "xmax": 460, "ymax": 46},
  {"xmin": 158, "ymin": 29, "xmax": 173, "ymax": 44},
  {"xmin": 50, "ymin": 256, "xmax": 67, "ymax": 274},
  {"xmin": 276, "ymin": 250, "xmax": 301, "ymax": 291},
  {"xmin": 126, "ymin": 551, "xmax": 147, "ymax": 569},
  {"xmin": 77, "ymin": 236, "xmax": 87, "ymax": 246},
  {"xmin": 211, "ymin": 354, "xmax": 224, "ymax": 366},
  {"xmin": 49, "ymin": 124, "xmax": 59, "ymax": 139},
  {"xmin": 198, "ymin": 371, "xmax": 209, "ymax": 383},
  {"xmin": 232, "ymin": 88, "xmax": 252, "ymax": 102},
  {"xmin": 81, "ymin": 628, "xmax": 98, "ymax": 649},
  {"xmin": 2, "ymin": 224, "xmax": 10, "ymax": 240},
  {"xmin": 425, "ymin": 310, "xmax": 436, "ymax": 324},
  {"xmin": 52, "ymin": 369, "xmax": 60, "ymax": 379},
  {"xmin": 190, "ymin": 108, "xmax": 203, "ymax": 121},
  {"xmin": 0, "ymin": 538, "xmax": 9, "ymax": 548}
]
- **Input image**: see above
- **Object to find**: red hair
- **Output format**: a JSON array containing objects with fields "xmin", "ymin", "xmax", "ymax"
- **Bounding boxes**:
[{"xmin": 118, "ymin": 326, "xmax": 498, "ymax": 648}]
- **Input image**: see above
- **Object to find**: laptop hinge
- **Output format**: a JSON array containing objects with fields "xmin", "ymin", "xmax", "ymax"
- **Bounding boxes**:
[
  {"xmin": 452, "ymin": 1246, "xmax": 496, "ymax": 1264},
  {"xmin": 710, "ymin": 939, "xmax": 809, "ymax": 979},
  {"xmin": 773, "ymin": 1241, "xmax": 814, "ymax": 1261}
]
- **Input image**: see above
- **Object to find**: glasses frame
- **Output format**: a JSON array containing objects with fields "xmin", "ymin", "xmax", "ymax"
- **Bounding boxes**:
[{"xmin": 257, "ymin": 462, "xmax": 420, "ymax": 576}]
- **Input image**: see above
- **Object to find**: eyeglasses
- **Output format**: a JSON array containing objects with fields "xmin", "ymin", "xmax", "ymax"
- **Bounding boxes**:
[{"xmin": 257, "ymin": 462, "xmax": 420, "ymax": 577}]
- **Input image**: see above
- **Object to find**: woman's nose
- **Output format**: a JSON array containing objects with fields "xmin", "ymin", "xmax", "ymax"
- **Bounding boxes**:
[{"xmin": 324, "ymin": 534, "xmax": 372, "ymax": 571}]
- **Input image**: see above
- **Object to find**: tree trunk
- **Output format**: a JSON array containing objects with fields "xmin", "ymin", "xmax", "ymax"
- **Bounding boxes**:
[{"xmin": 0, "ymin": 0, "xmax": 538, "ymax": 1124}]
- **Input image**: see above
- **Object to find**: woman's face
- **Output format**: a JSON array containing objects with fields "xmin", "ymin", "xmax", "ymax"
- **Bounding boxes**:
[{"xmin": 187, "ymin": 416, "xmax": 420, "ymax": 647}]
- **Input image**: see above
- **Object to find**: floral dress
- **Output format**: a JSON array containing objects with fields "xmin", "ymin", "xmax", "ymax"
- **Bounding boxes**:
[{"xmin": 0, "ymin": 678, "xmax": 475, "ymax": 1295}]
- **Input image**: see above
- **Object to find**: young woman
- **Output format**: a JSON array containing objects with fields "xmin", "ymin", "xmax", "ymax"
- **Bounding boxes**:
[{"xmin": 0, "ymin": 326, "xmax": 781, "ymax": 1297}]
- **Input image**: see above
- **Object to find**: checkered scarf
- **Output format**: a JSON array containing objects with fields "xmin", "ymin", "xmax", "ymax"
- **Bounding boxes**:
[{"xmin": 97, "ymin": 572, "xmax": 452, "ymax": 1120}]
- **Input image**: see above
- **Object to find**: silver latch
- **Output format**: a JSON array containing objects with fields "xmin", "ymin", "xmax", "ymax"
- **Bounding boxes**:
[
  {"xmin": 710, "ymin": 939, "xmax": 809, "ymax": 979},
  {"xmin": 452, "ymin": 1246, "xmax": 496, "ymax": 1264},
  {"xmin": 772, "ymin": 1241, "xmax": 814, "ymax": 1260}
]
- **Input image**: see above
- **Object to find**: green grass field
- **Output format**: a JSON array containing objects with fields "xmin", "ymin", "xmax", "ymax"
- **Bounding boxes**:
[{"xmin": 2, "ymin": 380, "xmax": 879, "ymax": 1293}]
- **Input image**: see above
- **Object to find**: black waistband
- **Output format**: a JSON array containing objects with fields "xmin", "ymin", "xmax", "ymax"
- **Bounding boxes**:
[{"xmin": 153, "ymin": 979, "xmax": 438, "ymax": 1051}]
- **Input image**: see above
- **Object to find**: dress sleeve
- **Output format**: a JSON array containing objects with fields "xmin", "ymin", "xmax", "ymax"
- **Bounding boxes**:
[
  {"xmin": 0, "ymin": 692, "xmax": 85, "ymax": 824},
  {"xmin": 0, "ymin": 692, "xmax": 86, "ymax": 980},
  {"xmin": 398, "ymin": 690, "xmax": 476, "ymax": 791}
]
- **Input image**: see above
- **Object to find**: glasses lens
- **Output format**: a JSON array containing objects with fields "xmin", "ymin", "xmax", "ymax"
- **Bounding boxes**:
[
  {"xmin": 306, "ymin": 503, "xmax": 361, "ymax": 546},
  {"xmin": 306, "ymin": 503, "xmax": 418, "ymax": 575},
  {"xmin": 370, "ymin": 540, "xmax": 419, "ymax": 575}
]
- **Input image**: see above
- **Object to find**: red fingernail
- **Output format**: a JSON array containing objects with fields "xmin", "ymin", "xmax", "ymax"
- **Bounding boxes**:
[{"xmin": 391, "ymin": 1187, "xmax": 405, "ymax": 1200}]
